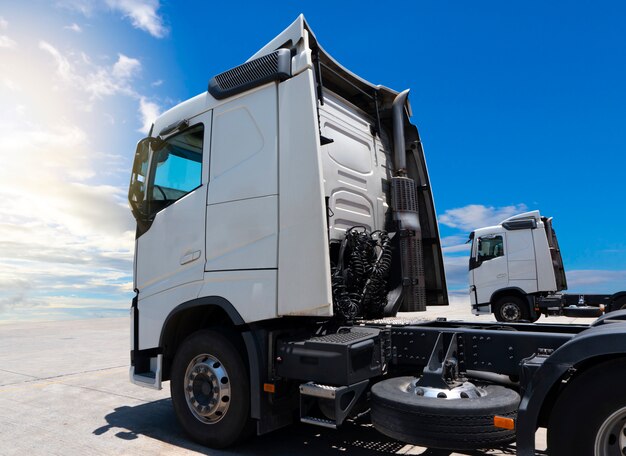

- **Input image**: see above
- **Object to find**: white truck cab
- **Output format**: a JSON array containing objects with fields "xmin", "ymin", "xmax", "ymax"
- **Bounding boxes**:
[
  {"xmin": 469, "ymin": 211, "xmax": 625, "ymax": 321},
  {"xmin": 126, "ymin": 17, "xmax": 626, "ymax": 456}
]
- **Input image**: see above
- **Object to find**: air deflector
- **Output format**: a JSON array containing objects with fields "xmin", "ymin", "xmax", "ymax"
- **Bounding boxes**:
[{"xmin": 208, "ymin": 49, "xmax": 292, "ymax": 100}]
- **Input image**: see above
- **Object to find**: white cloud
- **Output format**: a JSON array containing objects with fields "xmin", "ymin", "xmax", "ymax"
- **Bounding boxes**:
[
  {"xmin": 441, "ymin": 235, "xmax": 471, "ymax": 255},
  {"xmin": 442, "ymin": 255, "xmax": 470, "ymax": 290},
  {"xmin": 439, "ymin": 204, "xmax": 528, "ymax": 232},
  {"xmin": 55, "ymin": 0, "xmax": 97, "ymax": 16},
  {"xmin": 138, "ymin": 96, "xmax": 161, "ymax": 133},
  {"xmin": 0, "ymin": 121, "xmax": 135, "ymax": 317},
  {"xmin": 39, "ymin": 41, "xmax": 142, "ymax": 101},
  {"xmin": 2, "ymin": 78, "xmax": 20, "ymax": 91},
  {"xmin": 39, "ymin": 41, "xmax": 73, "ymax": 80},
  {"xmin": 64, "ymin": 23, "xmax": 83, "ymax": 33},
  {"xmin": 112, "ymin": 53, "xmax": 141, "ymax": 79},
  {"xmin": 0, "ymin": 35, "xmax": 17, "ymax": 49},
  {"xmin": 0, "ymin": 16, "xmax": 8, "ymax": 30},
  {"xmin": 0, "ymin": 37, "xmax": 152, "ymax": 318},
  {"xmin": 106, "ymin": 0, "xmax": 167, "ymax": 38},
  {"xmin": 151, "ymin": 79, "xmax": 163, "ymax": 87},
  {"xmin": 566, "ymin": 269, "xmax": 626, "ymax": 291}
]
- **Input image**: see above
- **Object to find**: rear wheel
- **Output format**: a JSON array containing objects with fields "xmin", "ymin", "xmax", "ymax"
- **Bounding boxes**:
[
  {"xmin": 548, "ymin": 358, "xmax": 626, "ymax": 456},
  {"xmin": 170, "ymin": 330, "xmax": 250, "ymax": 448},
  {"xmin": 493, "ymin": 296, "xmax": 530, "ymax": 322}
]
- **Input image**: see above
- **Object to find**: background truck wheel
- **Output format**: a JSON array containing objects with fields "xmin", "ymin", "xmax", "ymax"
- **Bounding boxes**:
[
  {"xmin": 493, "ymin": 296, "xmax": 530, "ymax": 322},
  {"xmin": 370, "ymin": 376, "xmax": 519, "ymax": 450},
  {"xmin": 548, "ymin": 358, "xmax": 626, "ymax": 456},
  {"xmin": 170, "ymin": 329, "xmax": 251, "ymax": 448}
]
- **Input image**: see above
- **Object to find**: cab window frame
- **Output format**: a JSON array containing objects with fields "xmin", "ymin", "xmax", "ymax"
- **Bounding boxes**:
[
  {"xmin": 477, "ymin": 234, "xmax": 505, "ymax": 263},
  {"xmin": 146, "ymin": 122, "xmax": 204, "ymax": 218}
]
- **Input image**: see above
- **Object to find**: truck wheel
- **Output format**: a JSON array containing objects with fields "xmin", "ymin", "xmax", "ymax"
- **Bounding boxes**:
[
  {"xmin": 170, "ymin": 330, "xmax": 250, "ymax": 448},
  {"xmin": 548, "ymin": 358, "xmax": 626, "ymax": 456},
  {"xmin": 371, "ymin": 376, "xmax": 519, "ymax": 449},
  {"xmin": 493, "ymin": 296, "xmax": 530, "ymax": 322}
]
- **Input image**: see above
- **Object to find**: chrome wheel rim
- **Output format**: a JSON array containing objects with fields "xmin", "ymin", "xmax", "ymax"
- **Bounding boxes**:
[
  {"xmin": 594, "ymin": 405, "xmax": 626, "ymax": 455},
  {"xmin": 184, "ymin": 353, "xmax": 231, "ymax": 423},
  {"xmin": 501, "ymin": 302, "xmax": 521, "ymax": 321}
]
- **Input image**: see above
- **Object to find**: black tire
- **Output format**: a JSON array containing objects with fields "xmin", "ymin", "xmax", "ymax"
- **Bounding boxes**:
[
  {"xmin": 371, "ymin": 376, "xmax": 520, "ymax": 450},
  {"xmin": 170, "ymin": 330, "xmax": 250, "ymax": 448},
  {"xmin": 494, "ymin": 296, "xmax": 530, "ymax": 322},
  {"xmin": 547, "ymin": 358, "xmax": 626, "ymax": 456}
]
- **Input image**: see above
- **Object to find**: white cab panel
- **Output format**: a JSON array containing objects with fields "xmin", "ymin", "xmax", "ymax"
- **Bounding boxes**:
[
  {"xmin": 277, "ymin": 70, "xmax": 332, "ymax": 317},
  {"xmin": 138, "ymin": 281, "xmax": 204, "ymax": 349},
  {"xmin": 473, "ymin": 231, "xmax": 509, "ymax": 305},
  {"xmin": 209, "ymin": 84, "xmax": 277, "ymax": 205},
  {"xmin": 135, "ymin": 113, "xmax": 211, "ymax": 300},
  {"xmin": 506, "ymin": 229, "xmax": 538, "ymax": 292},
  {"xmin": 136, "ymin": 188, "xmax": 207, "ymax": 299},
  {"xmin": 534, "ymin": 222, "xmax": 558, "ymax": 292},
  {"xmin": 319, "ymin": 90, "xmax": 391, "ymax": 240},
  {"xmin": 205, "ymin": 195, "xmax": 278, "ymax": 271},
  {"xmin": 199, "ymin": 270, "xmax": 278, "ymax": 323}
]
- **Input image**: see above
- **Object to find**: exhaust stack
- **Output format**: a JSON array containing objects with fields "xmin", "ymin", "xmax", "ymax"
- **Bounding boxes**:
[{"xmin": 390, "ymin": 90, "xmax": 426, "ymax": 312}]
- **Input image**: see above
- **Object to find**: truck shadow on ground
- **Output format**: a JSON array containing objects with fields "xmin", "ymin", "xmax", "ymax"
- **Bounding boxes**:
[{"xmin": 93, "ymin": 398, "xmax": 524, "ymax": 455}]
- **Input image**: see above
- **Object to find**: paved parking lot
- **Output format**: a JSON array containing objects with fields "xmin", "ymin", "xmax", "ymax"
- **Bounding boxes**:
[{"xmin": 0, "ymin": 304, "xmax": 585, "ymax": 455}]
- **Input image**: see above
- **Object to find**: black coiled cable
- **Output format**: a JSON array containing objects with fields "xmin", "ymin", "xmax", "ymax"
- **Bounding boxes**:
[{"xmin": 331, "ymin": 228, "xmax": 392, "ymax": 320}]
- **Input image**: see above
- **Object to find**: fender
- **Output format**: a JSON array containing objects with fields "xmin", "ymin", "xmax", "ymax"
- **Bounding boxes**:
[
  {"xmin": 159, "ymin": 296, "xmax": 245, "ymax": 346},
  {"xmin": 489, "ymin": 287, "xmax": 529, "ymax": 304},
  {"xmin": 515, "ymin": 315, "xmax": 626, "ymax": 456},
  {"xmin": 471, "ymin": 287, "xmax": 530, "ymax": 312},
  {"xmin": 158, "ymin": 296, "xmax": 264, "ymax": 420}
]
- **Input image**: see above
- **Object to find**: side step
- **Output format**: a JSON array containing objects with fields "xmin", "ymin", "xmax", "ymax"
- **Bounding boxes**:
[
  {"xmin": 130, "ymin": 353, "xmax": 162, "ymax": 390},
  {"xmin": 300, "ymin": 380, "xmax": 369, "ymax": 429}
]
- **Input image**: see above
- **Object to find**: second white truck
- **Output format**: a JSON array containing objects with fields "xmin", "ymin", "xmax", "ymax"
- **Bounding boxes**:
[{"xmin": 469, "ymin": 210, "xmax": 626, "ymax": 322}]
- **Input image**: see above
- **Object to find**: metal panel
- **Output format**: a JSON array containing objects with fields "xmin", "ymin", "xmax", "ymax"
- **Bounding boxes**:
[
  {"xmin": 277, "ymin": 70, "xmax": 333, "ymax": 317},
  {"xmin": 319, "ymin": 90, "xmax": 391, "ymax": 241}
]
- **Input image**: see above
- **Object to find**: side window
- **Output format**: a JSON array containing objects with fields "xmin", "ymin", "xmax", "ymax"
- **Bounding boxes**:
[
  {"xmin": 477, "ymin": 235, "xmax": 504, "ymax": 261},
  {"xmin": 149, "ymin": 124, "xmax": 203, "ymax": 214}
]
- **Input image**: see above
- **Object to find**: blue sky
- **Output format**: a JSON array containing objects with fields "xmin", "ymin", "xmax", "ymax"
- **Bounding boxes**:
[{"xmin": 0, "ymin": 0, "xmax": 624, "ymax": 320}]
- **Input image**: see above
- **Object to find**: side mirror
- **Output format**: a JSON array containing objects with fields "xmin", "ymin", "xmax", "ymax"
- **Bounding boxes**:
[
  {"xmin": 469, "ymin": 256, "xmax": 482, "ymax": 270},
  {"xmin": 128, "ymin": 138, "xmax": 153, "ymax": 222}
]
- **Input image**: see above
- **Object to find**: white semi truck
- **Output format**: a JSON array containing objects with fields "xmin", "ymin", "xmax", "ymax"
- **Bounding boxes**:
[
  {"xmin": 469, "ymin": 211, "xmax": 626, "ymax": 322},
  {"xmin": 128, "ymin": 16, "xmax": 626, "ymax": 456}
]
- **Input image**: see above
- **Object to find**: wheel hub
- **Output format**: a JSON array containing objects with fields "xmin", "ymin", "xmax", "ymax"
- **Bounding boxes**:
[
  {"xmin": 594, "ymin": 405, "xmax": 626, "ymax": 455},
  {"xmin": 407, "ymin": 380, "xmax": 486, "ymax": 400},
  {"xmin": 501, "ymin": 302, "xmax": 521, "ymax": 321},
  {"xmin": 184, "ymin": 354, "xmax": 231, "ymax": 423}
]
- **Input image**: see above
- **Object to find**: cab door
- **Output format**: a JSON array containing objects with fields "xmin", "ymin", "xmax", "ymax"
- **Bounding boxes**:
[
  {"xmin": 135, "ymin": 116, "xmax": 210, "ymax": 300},
  {"xmin": 471, "ymin": 233, "xmax": 509, "ymax": 304}
]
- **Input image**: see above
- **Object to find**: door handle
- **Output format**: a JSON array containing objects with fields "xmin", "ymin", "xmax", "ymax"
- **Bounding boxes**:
[
  {"xmin": 180, "ymin": 250, "xmax": 201, "ymax": 265},
  {"xmin": 497, "ymin": 273, "xmax": 507, "ymax": 279}
]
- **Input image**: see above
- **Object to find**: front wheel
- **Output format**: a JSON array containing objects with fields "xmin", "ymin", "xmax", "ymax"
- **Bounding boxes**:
[
  {"xmin": 170, "ymin": 330, "xmax": 250, "ymax": 448},
  {"xmin": 548, "ymin": 358, "xmax": 626, "ymax": 456},
  {"xmin": 493, "ymin": 296, "xmax": 530, "ymax": 322}
]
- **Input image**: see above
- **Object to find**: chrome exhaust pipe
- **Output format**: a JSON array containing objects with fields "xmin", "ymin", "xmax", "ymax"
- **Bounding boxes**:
[{"xmin": 392, "ymin": 89, "xmax": 410, "ymax": 175}]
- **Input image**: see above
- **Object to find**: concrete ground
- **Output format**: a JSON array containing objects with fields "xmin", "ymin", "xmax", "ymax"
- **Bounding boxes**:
[{"xmin": 0, "ymin": 304, "xmax": 589, "ymax": 455}]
